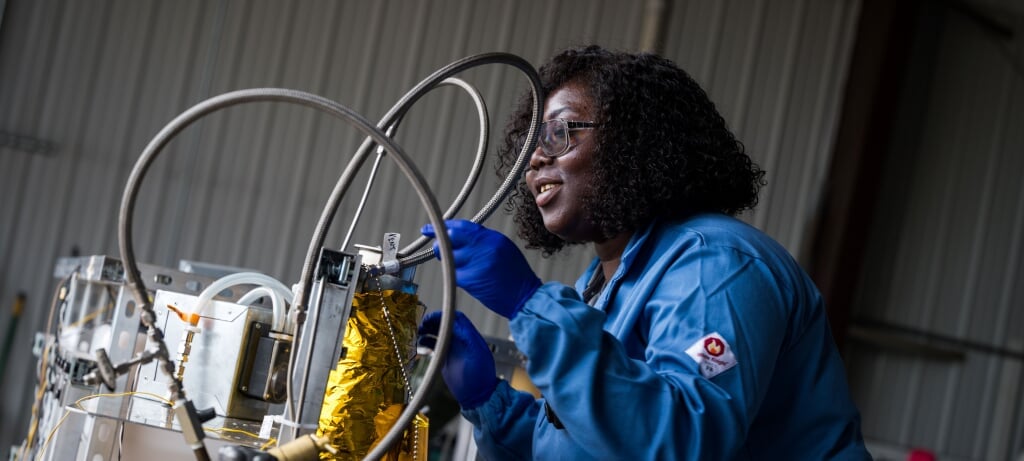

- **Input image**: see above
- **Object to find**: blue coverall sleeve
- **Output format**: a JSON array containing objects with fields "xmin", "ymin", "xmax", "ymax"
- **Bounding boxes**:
[
  {"xmin": 506, "ymin": 245, "xmax": 791, "ymax": 459},
  {"xmin": 462, "ymin": 380, "xmax": 541, "ymax": 460}
]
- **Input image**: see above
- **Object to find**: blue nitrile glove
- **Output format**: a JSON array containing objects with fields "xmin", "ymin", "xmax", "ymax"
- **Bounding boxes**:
[
  {"xmin": 421, "ymin": 219, "xmax": 542, "ymax": 319},
  {"xmin": 418, "ymin": 310, "xmax": 498, "ymax": 409}
]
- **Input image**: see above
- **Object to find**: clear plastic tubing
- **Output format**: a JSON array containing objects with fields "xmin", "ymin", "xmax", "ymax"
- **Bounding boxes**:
[{"xmin": 193, "ymin": 272, "xmax": 294, "ymax": 332}]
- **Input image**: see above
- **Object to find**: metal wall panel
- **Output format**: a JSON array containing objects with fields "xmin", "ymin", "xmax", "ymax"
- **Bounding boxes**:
[
  {"xmin": 665, "ymin": 0, "xmax": 861, "ymax": 262},
  {"xmin": 846, "ymin": 3, "xmax": 1024, "ymax": 459},
  {"xmin": 0, "ymin": 0, "xmax": 861, "ymax": 452}
]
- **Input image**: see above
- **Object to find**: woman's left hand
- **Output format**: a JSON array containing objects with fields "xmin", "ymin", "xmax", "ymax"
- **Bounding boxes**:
[{"xmin": 417, "ymin": 311, "xmax": 498, "ymax": 409}]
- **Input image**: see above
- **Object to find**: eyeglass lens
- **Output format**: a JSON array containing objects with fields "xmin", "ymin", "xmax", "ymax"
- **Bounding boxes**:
[
  {"xmin": 516, "ymin": 120, "xmax": 583, "ymax": 157},
  {"xmin": 539, "ymin": 120, "xmax": 568, "ymax": 157}
]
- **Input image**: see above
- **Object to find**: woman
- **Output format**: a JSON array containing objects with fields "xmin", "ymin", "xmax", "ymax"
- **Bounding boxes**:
[{"xmin": 420, "ymin": 45, "xmax": 870, "ymax": 460}]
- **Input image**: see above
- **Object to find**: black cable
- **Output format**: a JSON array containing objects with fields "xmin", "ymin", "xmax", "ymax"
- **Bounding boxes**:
[
  {"xmin": 117, "ymin": 52, "xmax": 543, "ymax": 461},
  {"xmin": 340, "ymin": 77, "xmax": 490, "ymax": 254},
  {"xmin": 393, "ymin": 77, "xmax": 491, "ymax": 256},
  {"xmin": 287, "ymin": 53, "xmax": 542, "ymax": 460},
  {"xmin": 291, "ymin": 52, "xmax": 543, "ymax": 281},
  {"xmin": 117, "ymin": 88, "xmax": 458, "ymax": 461}
]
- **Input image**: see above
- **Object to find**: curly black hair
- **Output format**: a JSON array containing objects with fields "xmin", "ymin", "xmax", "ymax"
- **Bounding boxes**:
[{"xmin": 497, "ymin": 45, "xmax": 765, "ymax": 255}]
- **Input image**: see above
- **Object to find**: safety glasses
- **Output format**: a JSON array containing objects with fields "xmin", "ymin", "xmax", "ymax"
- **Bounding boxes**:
[{"xmin": 522, "ymin": 119, "xmax": 598, "ymax": 158}]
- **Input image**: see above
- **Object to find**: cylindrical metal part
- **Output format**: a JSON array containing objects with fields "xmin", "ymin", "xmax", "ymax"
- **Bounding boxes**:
[{"xmin": 267, "ymin": 434, "xmax": 335, "ymax": 461}]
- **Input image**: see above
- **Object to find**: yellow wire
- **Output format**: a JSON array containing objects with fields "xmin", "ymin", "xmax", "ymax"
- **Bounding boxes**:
[
  {"xmin": 36, "ymin": 390, "xmax": 279, "ymax": 457},
  {"xmin": 260, "ymin": 438, "xmax": 278, "ymax": 451},
  {"xmin": 204, "ymin": 425, "xmax": 277, "ymax": 450},
  {"xmin": 21, "ymin": 281, "xmax": 70, "ymax": 460},
  {"xmin": 75, "ymin": 391, "xmax": 173, "ymax": 408},
  {"xmin": 36, "ymin": 409, "xmax": 70, "ymax": 461},
  {"xmin": 20, "ymin": 357, "xmax": 48, "ymax": 459},
  {"xmin": 34, "ymin": 391, "xmax": 173, "ymax": 459},
  {"xmin": 66, "ymin": 302, "xmax": 112, "ymax": 329}
]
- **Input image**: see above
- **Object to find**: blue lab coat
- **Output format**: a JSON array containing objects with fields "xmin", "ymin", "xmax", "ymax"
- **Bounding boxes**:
[{"xmin": 463, "ymin": 213, "xmax": 870, "ymax": 460}]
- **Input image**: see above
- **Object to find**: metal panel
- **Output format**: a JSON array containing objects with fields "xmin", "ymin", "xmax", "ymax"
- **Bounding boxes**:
[
  {"xmin": 0, "ymin": 0, "xmax": 861, "ymax": 453},
  {"xmin": 666, "ymin": 0, "xmax": 861, "ymax": 262},
  {"xmin": 847, "ymin": 4, "xmax": 1024, "ymax": 459},
  {"xmin": 0, "ymin": 0, "xmax": 6, "ymax": 41}
]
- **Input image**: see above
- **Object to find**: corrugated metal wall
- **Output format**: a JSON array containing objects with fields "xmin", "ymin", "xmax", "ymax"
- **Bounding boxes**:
[
  {"xmin": 665, "ymin": 0, "xmax": 859, "ymax": 260},
  {"xmin": 846, "ymin": 2, "xmax": 1024, "ymax": 459},
  {"xmin": 0, "ymin": 0, "xmax": 861, "ymax": 452}
]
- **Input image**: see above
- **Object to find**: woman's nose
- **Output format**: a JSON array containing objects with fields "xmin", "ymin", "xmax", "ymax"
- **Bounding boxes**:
[{"xmin": 528, "ymin": 141, "xmax": 552, "ymax": 170}]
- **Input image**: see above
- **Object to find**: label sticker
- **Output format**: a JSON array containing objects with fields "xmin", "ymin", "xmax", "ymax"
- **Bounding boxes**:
[
  {"xmin": 259, "ymin": 414, "xmax": 275, "ymax": 440},
  {"xmin": 685, "ymin": 332, "xmax": 738, "ymax": 379}
]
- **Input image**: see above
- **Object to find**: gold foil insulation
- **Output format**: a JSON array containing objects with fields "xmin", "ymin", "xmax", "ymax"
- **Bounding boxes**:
[{"xmin": 318, "ymin": 288, "xmax": 427, "ymax": 461}]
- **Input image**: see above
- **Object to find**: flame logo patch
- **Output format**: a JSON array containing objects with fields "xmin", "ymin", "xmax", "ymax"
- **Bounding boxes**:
[
  {"xmin": 686, "ymin": 332, "xmax": 738, "ymax": 379},
  {"xmin": 704, "ymin": 337, "xmax": 725, "ymax": 356}
]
